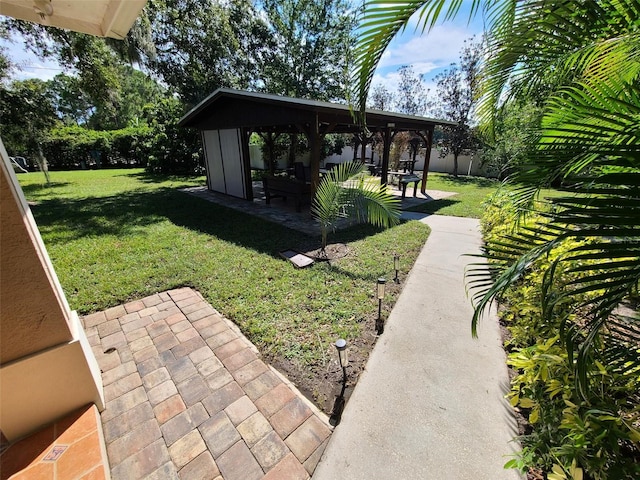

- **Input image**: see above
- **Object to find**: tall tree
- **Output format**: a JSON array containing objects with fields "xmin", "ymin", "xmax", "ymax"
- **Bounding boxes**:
[
  {"xmin": 45, "ymin": 67, "xmax": 164, "ymax": 130},
  {"xmin": 145, "ymin": 0, "xmax": 270, "ymax": 106},
  {"xmin": 259, "ymin": 0, "xmax": 357, "ymax": 168},
  {"xmin": 0, "ymin": 78, "xmax": 59, "ymax": 182},
  {"xmin": 261, "ymin": 0, "xmax": 357, "ymax": 101},
  {"xmin": 87, "ymin": 66, "xmax": 165, "ymax": 130},
  {"xmin": 0, "ymin": 39, "xmax": 12, "ymax": 85},
  {"xmin": 394, "ymin": 65, "xmax": 428, "ymax": 115},
  {"xmin": 48, "ymin": 74, "xmax": 93, "ymax": 126},
  {"xmin": 479, "ymin": 100, "xmax": 542, "ymax": 180},
  {"xmin": 368, "ymin": 84, "xmax": 393, "ymax": 110},
  {"xmin": 430, "ymin": 38, "xmax": 482, "ymax": 177},
  {"xmin": 2, "ymin": 21, "xmax": 125, "ymax": 117}
]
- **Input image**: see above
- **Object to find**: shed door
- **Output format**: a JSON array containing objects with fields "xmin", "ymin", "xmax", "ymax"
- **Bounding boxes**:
[
  {"xmin": 219, "ymin": 129, "xmax": 245, "ymax": 198},
  {"xmin": 202, "ymin": 129, "xmax": 248, "ymax": 199}
]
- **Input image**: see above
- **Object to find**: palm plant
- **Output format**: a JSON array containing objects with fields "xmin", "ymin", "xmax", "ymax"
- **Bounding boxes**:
[
  {"xmin": 472, "ymin": 0, "xmax": 640, "ymax": 397},
  {"xmin": 352, "ymin": 0, "xmax": 640, "ymax": 392},
  {"xmin": 311, "ymin": 161, "xmax": 400, "ymax": 254},
  {"xmin": 352, "ymin": 3, "xmax": 640, "ymax": 475}
]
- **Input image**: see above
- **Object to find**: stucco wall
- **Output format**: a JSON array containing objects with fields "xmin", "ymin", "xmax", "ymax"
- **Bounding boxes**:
[
  {"xmin": 248, "ymin": 143, "xmax": 492, "ymax": 177},
  {"xmin": 0, "ymin": 164, "xmax": 74, "ymax": 364},
  {"xmin": 0, "ymin": 312, "xmax": 104, "ymax": 441},
  {"xmin": 0, "ymin": 148, "xmax": 104, "ymax": 442}
]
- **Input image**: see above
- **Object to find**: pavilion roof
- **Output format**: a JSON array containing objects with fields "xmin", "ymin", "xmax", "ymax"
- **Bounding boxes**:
[{"xmin": 179, "ymin": 88, "xmax": 454, "ymax": 134}]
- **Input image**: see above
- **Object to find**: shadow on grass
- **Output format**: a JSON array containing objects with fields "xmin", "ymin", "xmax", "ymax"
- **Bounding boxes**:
[
  {"xmin": 30, "ymin": 188, "xmax": 388, "ymax": 259},
  {"xmin": 118, "ymin": 170, "xmax": 205, "ymax": 184},
  {"xmin": 407, "ymin": 198, "xmax": 460, "ymax": 214},
  {"xmin": 20, "ymin": 182, "xmax": 72, "ymax": 198}
]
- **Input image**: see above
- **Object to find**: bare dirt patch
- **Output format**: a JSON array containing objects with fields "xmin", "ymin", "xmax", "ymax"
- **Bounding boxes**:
[
  {"xmin": 266, "ymin": 311, "xmax": 379, "ymax": 417},
  {"xmin": 301, "ymin": 242, "xmax": 349, "ymax": 261}
]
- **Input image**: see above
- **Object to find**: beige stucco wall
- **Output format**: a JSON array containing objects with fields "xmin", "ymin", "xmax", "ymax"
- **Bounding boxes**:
[
  {"xmin": 0, "ymin": 312, "xmax": 105, "ymax": 441},
  {"xmin": 0, "ymin": 160, "xmax": 75, "ymax": 364},
  {"xmin": 0, "ymin": 145, "xmax": 104, "ymax": 442}
]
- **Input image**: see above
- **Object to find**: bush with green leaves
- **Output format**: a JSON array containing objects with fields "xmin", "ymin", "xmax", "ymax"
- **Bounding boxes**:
[
  {"xmin": 39, "ymin": 98, "xmax": 203, "ymax": 174},
  {"xmin": 480, "ymin": 191, "xmax": 640, "ymax": 479},
  {"xmin": 43, "ymin": 125, "xmax": 152, "ymax": 170}
]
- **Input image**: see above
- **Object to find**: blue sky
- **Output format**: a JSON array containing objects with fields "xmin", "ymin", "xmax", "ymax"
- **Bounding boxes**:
[
  {"xmin": 370, "ymin": 3, "xmax": 485, "ymax": 95},
  {"xmin": 1, "ymin": 1, "xmax": 485, "ymax": 90},
  {"xmin": 1, "ymin": 34, "xmax": 65, "ymax": 81}
]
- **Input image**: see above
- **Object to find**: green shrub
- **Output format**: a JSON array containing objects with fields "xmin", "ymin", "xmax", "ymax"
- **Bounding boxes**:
[
  {"xmin": 481, "ymin": 191, "xmax": 640, "ymax": 480},
  {"xmin": 43, "ymin": 125, "xmax": 152, "ymax": 170}
]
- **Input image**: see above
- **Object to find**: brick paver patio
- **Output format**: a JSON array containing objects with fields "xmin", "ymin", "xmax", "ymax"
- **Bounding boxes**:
[{"xmin": 82, "ymin": 288, "xmax": 332, "ymax": 479}]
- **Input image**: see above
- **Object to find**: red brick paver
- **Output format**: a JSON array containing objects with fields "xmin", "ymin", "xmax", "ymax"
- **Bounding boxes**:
[{"xmin": 83, "ymin": 288, "xmax": 331, "ymax": 479}]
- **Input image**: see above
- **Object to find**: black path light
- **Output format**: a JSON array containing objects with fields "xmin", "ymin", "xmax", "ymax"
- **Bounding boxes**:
[
  {"xmin": 376, "ymin": 277, "xmax": 386, "ymax": 334},
  {"xmin": 393, "ymin": 253, "xmax": 400, "ymax": 283},
  {"xmin": 335, "ymin": 338, "xmax": 348, "ymax": 382},
  {"xmin": 330, "ymin": 338, "xmax": 349, "ymax": 426}
]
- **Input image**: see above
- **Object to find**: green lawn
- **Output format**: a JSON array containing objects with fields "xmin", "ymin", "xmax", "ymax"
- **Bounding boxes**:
[
  {"xmin": 18, "ymin": 169, "xmax": 430, "ymax": 372},
  {"xmin": 409, "ymin": 173, "xmax": 501, "ymax": 218},
  {"xmin": 404, "ymin": 172, "xmax": 562, "ymax": 218}
]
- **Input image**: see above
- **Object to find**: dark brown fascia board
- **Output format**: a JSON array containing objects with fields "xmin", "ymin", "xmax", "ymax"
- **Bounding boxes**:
[{"xmin": 178, "ymin": 88, "xmax": 455, "ymax": 130}]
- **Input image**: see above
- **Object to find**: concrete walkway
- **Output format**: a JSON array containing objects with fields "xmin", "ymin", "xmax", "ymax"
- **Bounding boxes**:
[{"xmin": 314, "ymin": 214, "xmax": 521, "ymax": 479}]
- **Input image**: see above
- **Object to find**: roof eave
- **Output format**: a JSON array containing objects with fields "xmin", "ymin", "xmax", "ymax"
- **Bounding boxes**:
[
  {"xmin": 178, "ymin": 88, "xmax": 455, "ymax": 130},
  {"xmin": 0, "ymin": 0, "xmax": 147, "ymax": 39}
]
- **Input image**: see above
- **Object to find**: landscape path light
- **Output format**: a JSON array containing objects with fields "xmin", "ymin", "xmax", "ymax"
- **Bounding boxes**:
[
  {"xmin": 393, "ymin": 253, "xmax": 399, "ymax": 283},
  {"xmin": 335, "ymin": 338, "xmax": 348, "ymax": 383},
  {"xmin": 376, "ymin": 277, "xmax": 386, "ymax": 334},
  {"xmin": 330, "ymin": 338, "xmax": 349, "ymax": 426}
]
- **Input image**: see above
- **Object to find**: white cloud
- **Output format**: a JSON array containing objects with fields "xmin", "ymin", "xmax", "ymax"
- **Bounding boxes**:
[
  {"xmin": 379, "ymin": 23, "xmax": 477, "ymax": 73},
  {"xmin": 363, "ymin": 4, "xmax": 485, "ymax": 113}
]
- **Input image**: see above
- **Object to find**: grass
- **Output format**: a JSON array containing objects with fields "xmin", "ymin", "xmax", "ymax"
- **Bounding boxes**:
[
  {"xmin": 408, "ymin": 173, "xmax": 501, "ymax": 218},
  {"xmin": 404, "ymin": 172, "xmax": 562, "ymax": 218},
  {"xmin": 17, "ymin": 169, "xmax": 430, "ymax": 369}
]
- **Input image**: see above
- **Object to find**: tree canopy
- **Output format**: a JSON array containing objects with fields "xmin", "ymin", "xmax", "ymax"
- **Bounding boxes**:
[
  {"xmin": 260, "ymin": 0, "xmax": 357, "ymax": 101},
  {"xmin": 0, "ymin": 0, "xmax": 359, "ymax": 174}
]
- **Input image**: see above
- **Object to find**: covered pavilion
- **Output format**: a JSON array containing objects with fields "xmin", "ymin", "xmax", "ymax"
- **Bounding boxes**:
[{"xmin": 179, "ymin": 88, "xmax": 454, "ymax": 200}]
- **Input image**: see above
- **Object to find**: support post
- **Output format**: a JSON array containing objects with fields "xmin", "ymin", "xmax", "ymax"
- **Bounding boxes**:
[
  {"xmin": 309, "ymin": 113, "xmax": 321, "ymax": 192},
  {"xmin": 380, "ymin": 128, "xmax": 394, "ymax": 187},
  {"xmin": 419, "ymin": 128, "xmax": 434, "ymax": 195}
]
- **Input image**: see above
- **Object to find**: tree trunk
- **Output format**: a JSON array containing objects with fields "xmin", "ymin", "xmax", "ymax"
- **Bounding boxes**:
[
  {"xmin": 453, "ymin": 153, "xmax": 459, "ymax": 178},
  {"xmin": 36, "ymin": 143, "xmax": 51, "ymax": 185}
]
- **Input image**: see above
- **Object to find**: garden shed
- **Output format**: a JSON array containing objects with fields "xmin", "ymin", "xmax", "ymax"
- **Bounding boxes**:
[{"xmin": 179, "ymin": 88, "xmax": 454, "ymax": 200}]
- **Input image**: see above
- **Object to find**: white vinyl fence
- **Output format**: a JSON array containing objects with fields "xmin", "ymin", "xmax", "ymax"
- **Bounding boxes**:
[{"xmin": 249, "ymin": 145, "xmax": 492, "ymax": 177}]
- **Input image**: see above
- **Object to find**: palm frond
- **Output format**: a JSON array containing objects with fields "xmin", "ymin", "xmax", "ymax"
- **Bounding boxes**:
[
  {"xmin": 351, "ymin": 0, "xmax": 481, "ymax": 117},
  {"xmin": 311, "ymin": 162, "xmax": 400, "ymax": 248},
  {"xmin": 472, "ymin": 163, "xmax": 640, "ymax": 389},
  {"xmin": 602, "ymin": 313, "xmax": 640, "ymax": 380},
  {"xmin": 478, "ymin": 0, "xmax": 640, "ymax": 136}
]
